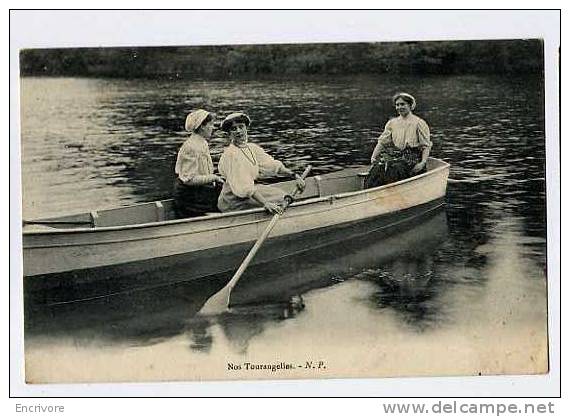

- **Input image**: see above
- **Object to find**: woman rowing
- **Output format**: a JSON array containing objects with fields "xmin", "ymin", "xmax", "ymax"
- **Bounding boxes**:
[
  {"xmin": 173, "ymin": 109, "xmax": 225, "ymax": 217},
  {"xmin": 366, "ymin": 92, "xmax": 432, "ymax": 188},
  {"xmin": 217, "ymin": 112, "xmax": 305, "ymax": 214}
]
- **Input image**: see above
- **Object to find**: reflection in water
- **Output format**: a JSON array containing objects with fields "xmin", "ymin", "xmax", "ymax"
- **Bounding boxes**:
[
  {"xmin": 368, "ymin": 257, "xmax": 439, "ymax": 332},
  {"xmin": 24, "ymin": 277, "xmax": 220, "ymax": 348},
  {"xmin": 21, "ymin": 74, "xmax": 547, "ymax": 382},
  {"xmin": 187, "ymin": 297, "xmax": 306, "ymax": 354},
  {"xmin": 207, "ymin": 301, "xmax": 303, "ymax": 355},
  {"xmin": 25, "ymin": 210, "xmax": 448, "ymax": 353}
]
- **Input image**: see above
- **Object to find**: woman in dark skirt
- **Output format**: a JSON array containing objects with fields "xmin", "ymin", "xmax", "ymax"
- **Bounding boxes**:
[
  {"xmin": 173, "ymin": 109, "xmax": 225, "ymax": 218},
  {"xmin": 365, "ymin": 92, "xmax": 432, "ymax": 188}
]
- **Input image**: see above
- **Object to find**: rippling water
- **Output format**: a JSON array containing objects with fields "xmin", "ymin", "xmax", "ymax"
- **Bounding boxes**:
[{"xmin": 21, "ymin": 75, "xmax": 547, "ymax": 383}]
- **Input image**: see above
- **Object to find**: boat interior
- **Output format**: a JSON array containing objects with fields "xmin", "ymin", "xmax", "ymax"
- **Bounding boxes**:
[{"xmin": 23, "ymin": 159, "xmax": 446, "ymax": 230}]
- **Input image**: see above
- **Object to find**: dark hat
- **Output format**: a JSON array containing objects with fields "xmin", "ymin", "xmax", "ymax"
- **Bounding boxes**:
[{"xmin": 220, "ymin": 112, "xmax": 251, "ymax": 132}]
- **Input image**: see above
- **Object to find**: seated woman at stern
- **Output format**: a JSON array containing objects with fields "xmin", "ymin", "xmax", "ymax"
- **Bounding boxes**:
[
  {"xmin": 173, "ymin": 109, "xmax": 225, "ymax": 217},
  {"xmin": 217, "ymin": 112, "xmax": 305, "ymax": 214},
  {"xmin": 365, "ymin": 92, "xmax": 432, "ymax": 188}
]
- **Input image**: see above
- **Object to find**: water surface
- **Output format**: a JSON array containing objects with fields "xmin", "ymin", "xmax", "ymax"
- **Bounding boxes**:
[{"xmin": 21, "ymin": 75, "xmax": 548, "ymax": 383}]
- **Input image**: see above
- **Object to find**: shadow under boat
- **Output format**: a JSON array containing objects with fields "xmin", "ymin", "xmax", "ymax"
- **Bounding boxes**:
[{"xmin": 25, "ymin": 207, "xmax": 449, "ymax": 347}]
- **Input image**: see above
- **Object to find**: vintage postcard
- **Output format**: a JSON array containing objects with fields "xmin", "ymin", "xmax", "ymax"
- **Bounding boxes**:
[{"xmin": 11, "ymin": 10, "xmax": 559, "ymax": 394}]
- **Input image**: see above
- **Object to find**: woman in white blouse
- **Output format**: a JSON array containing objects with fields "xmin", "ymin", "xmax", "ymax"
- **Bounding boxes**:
[
  {"xmin": 173, "ymin": 109, "xmax": 225, "ymax": 217},
  {"xmin": 217, "ymin": 112, "xmax": 305, "ymax": 214},
  {"xmin": 366, "ymin": 92, "xmax": 432, "ymax": 188}
]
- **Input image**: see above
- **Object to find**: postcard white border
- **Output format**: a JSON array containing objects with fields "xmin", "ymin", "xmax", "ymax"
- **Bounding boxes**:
[{"xmin": 8, "ymin": 9, "xmax": 561, "ymax": 398}]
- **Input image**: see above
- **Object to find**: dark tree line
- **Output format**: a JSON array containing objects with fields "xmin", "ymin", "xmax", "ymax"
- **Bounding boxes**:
[{"xmin": 20, "ymin": 40, "xmax": 543, "ymax": 78}]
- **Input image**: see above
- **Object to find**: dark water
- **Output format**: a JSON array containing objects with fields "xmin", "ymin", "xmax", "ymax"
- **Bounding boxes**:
[{"xmin": 21, "ymin": 75, "xmax": 548, "ymax": 383}]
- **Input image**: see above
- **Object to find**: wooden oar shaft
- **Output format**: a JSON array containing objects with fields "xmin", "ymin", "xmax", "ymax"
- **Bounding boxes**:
[
  {"xmin": 224, "ymin": 214, "xmax": 281, "ymax": 293},
  {"xmin": 224, "ymin": 165, "xmax": 312, "ymax": 294},
  {"xmin": 199, "ymin": 165, "xmax": 312, "ymax": 314}
]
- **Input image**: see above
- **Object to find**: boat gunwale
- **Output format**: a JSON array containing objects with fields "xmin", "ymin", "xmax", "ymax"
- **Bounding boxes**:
[
  {"xmin": 27, "ymin": 177, "xmax": 447, "ymax": 249},
  {"xmin": 23, "ymin": 159, "xmax": 450, "ymax": 236}
]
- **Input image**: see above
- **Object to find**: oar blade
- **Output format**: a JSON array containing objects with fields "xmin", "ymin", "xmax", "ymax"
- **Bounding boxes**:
[
  {"xmin": 197, "ymin": 165, "xmax": 313, "ymax": 316},
  {"xmin": 199, "ymin": 286, "xmax": 231, "ymax": 315}
]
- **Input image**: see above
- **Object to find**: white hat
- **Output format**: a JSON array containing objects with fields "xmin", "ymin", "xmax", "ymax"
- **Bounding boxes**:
[
  {"xmin": 392, "ymin": 92, "xmax": 417, "ymax": 110},
  {"xmin": 185, "ymin": 109, "xmax": 213, "ymax": 132}
]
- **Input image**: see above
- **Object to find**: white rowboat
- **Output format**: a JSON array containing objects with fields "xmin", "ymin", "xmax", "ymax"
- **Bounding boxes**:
[{"xmin": 23, "ymin": 158, "xmax": 450, "ymax": 304}]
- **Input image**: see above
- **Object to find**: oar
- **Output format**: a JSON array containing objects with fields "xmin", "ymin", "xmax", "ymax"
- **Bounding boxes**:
[
  {"xmin": 199, "ymin": 165, "xmax": 312, "ymax": 315},
  {"xmin": 23, "ymin": 220, "xmax": 93, "ymax": 226}
]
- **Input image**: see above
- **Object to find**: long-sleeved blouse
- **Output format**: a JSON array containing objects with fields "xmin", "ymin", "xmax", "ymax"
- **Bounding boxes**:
[
  {"xmin": 174, "ymin": 134, "xmax": 215, "ymax": 185},
  {"xmin": 376, "ymin": 114, "xmax": 431, "ymax": 151},
  {"xmin": 217, "ymin": 143, "xmax": 286, "ymax": 212}
]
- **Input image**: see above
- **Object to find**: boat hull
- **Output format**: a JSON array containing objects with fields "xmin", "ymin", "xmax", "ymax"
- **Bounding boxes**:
[
  {"xmin": 24, "ymin": 209, "xmax": 449, "ymax": 341},
  {"xmin": 25, "ymin": 198, "xmax": 445, "ymax": 305},
  {"xmin": 23, "ymin": 159, "xmax": 450, "ymax": 304}
]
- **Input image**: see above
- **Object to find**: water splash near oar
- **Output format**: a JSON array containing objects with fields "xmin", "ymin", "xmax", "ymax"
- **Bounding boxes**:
[{"xmin": 199, "ymin": 165, "xmax": 312, "ymax": 316}]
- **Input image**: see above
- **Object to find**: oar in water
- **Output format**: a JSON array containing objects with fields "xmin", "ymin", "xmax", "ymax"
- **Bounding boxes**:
[{"xmin": 199, "ymin": 165, "xmax": 312, "ymax": 315}]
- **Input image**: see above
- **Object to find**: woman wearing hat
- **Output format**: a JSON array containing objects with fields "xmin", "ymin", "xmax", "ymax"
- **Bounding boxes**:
[
  {"xmin": 366, "ymin": 92, "xmax": 432, "ymax": 188},
  {"xmin": 217, "ymin": 112, "xmax": 305, "ymax": 214},
  {"xmin": 173, "ymin": 109, "xmax": 225, "ymax": 217}
]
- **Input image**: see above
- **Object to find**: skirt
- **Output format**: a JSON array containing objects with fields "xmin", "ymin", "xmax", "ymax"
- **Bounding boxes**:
[
  {"xmin": 364, "ymin": 146, "xmax": 425, "ymax": 189},
  {"xmin": 173, "ymin": 178, "xmax": 222, "ymax": 218}
]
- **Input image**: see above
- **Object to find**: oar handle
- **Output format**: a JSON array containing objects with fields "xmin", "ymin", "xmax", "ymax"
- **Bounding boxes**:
[
  {"xmin": 225, "ymin": 165, "xmax": 312, "ymax": 293},
  {"xmin": 283, "ymin": 165, "xmax": 313, "ymax": 208},
  {"xmin": 297, "ymin": 165, "xmax": 314, "ymax": 183}
]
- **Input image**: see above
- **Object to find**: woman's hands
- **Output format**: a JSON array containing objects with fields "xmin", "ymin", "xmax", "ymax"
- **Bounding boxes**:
[
  {"xmin": 263, "ymin": 201, "xmax": 284, "ymax": 215},
  {"xmin": 207, "ymin": 174, "xmax": 225, "ymax": 184},
  {"xmin": 254, "ymin": 166, "xmax": 307, "ymax": 215},
  {"xmin": 413, "ymin": 147, "xmax": 431, "ymax": 174},
  {"xmin": 253, "ymin": 190, "xmax": 283, "ymax": 215},
  {"xmin": 280, "ymin": 166, "xmax": 306, "ymax": 191},
  {"xmin": 411, "ymin": 161, "xmax": 426, "ymax": 174},
  {"xmin": 264, "ymin": 173, "xmax": 305, "ymax": 215}
]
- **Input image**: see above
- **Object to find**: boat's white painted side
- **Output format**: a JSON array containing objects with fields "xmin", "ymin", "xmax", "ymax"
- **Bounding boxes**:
[{"xmin": 23, "ymin": 159, "xmax": 449, "ymax": 276}]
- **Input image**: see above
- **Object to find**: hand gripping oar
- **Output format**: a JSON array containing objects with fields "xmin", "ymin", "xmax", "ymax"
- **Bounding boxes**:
[{"xmin": 199, "ymin": 165, "xmax": 312, "ymax": 315}]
